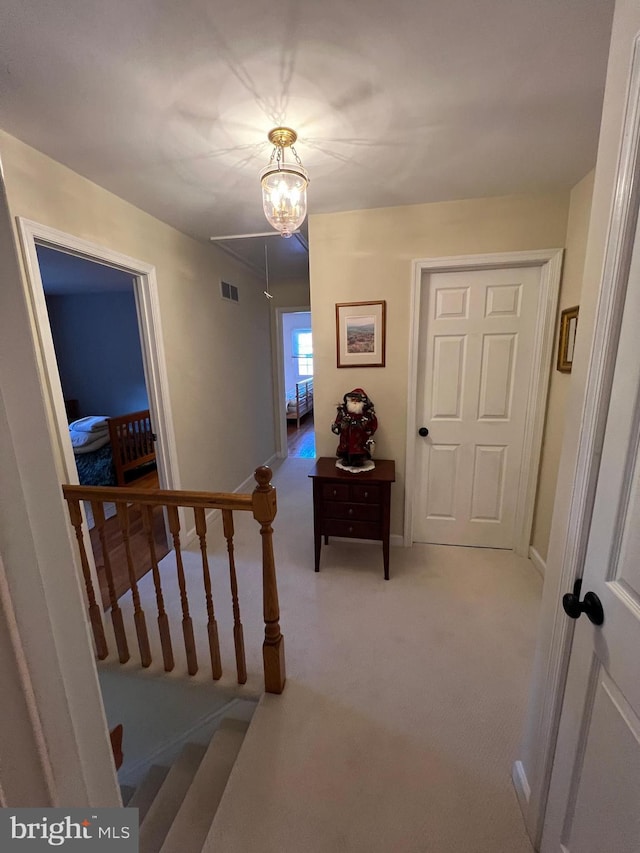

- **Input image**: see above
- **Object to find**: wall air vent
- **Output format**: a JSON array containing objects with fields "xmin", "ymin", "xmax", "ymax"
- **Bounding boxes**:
[{"xmin": 220, "ymin": 281, "xmax": 239, "ymax": 302}]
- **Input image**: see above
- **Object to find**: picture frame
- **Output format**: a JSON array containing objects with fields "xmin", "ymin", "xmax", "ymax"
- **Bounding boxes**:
[
  {"xmin": 557, "ymin": 305, "xmax": 579, "ymax": 373},
  {"xmin": 336, "ymin": 301, "xmax": 386, "ymax": 368}
]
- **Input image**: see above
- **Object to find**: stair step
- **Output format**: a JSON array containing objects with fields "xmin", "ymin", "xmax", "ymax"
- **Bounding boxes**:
[
  {"xmin": 139, "ymin": 743, "xmax": 207, "ymax": 853},
  {"xmin": 127, "ymin": 764, "xmax": 170, "ymax": 824},
  {"xmin": 120, "ymin": 784, "xmax": 136, "ymax": 806},
  {"xmin": 160, "ymin": 719, "xmax": 250, "ymax": 853}
]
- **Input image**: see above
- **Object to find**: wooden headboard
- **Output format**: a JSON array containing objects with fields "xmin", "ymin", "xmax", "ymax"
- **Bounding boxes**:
[{"xmin": 107, "ymin": 409, "xmax": 156, "ymax": 487}]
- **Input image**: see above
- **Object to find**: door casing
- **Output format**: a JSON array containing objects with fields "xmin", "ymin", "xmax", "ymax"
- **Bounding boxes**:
[
  {"xmin": 17, "ymin": 218, "xmax": 181, "ymax": 497},
  {"xmin": 273, "ymin": 304, "xmax": 312, "ymax": 458}
]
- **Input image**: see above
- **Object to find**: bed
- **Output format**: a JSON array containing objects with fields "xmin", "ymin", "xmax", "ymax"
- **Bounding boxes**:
[
  {"xmin": 285, "ymin": 377, "xmax": 314, "ymax": 428},
  {"xmin": 69, "ymin": 409, "xmax": 157, "ymax": 487}
]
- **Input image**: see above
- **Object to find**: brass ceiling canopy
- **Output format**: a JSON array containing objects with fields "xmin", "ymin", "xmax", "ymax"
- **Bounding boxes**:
[{"xmin": 267, "ymin": 127, "xmax": 298, "ymax": 148}]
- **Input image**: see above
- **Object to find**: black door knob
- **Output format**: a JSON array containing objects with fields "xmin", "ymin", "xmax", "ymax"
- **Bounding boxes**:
[
  {"xmin": 562, "ymin": 579, "xmax": 604, "ymax": 626},
  {"xmin": 418, "ymin": 427, "xmax": 429, "ymax": 437}
]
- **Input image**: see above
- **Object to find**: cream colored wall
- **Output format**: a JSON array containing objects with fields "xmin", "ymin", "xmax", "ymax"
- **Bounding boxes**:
[
  {"xmin": 0, "ymin": 130, "xmax": 276, "ymax": 493},
  {"xmin": 530, "ymin": 172, "xmax": 595, "ymax": 562},
  {"xmin": 309, "ymin": 192, "xmax": 570, "ymax": 535},
  {"xmin": 269, "ymin": 277, "xmax": 310, "ymax": 308},
  {"xmin": 0, "ymin": 553, "xmax": 53, "ymax": 806}
]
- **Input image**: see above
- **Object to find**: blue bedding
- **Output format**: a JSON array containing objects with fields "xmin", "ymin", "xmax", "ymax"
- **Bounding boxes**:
[{"xmin": 74, "ymin": 444, "xmax": 117, "ymax": 487}]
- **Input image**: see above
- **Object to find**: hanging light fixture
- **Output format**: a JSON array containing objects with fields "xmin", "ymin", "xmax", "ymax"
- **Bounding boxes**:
[{"xmin": 260, "ymin": 127, "xmax": 308, "ymax": 238}]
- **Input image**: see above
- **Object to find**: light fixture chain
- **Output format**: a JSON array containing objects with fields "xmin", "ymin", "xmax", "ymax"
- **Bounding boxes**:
[{"xmin": 290, "ymin": 145, "xmax": 303, "ymax": 167}]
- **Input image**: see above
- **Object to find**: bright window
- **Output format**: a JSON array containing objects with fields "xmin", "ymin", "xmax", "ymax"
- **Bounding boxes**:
[{"xmin": 293, "ymin": 329, "xmax": 313, "ymax": 376}]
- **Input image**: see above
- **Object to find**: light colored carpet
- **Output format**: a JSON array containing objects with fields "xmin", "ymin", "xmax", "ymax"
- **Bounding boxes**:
[{"xmin": 105, "ymin": 457, "xmax": 540, "ymax": 852}]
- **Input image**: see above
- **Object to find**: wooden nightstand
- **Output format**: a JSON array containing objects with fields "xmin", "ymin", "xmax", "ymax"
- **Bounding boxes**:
[{"xmin": 308, "ymin": 457, "xmax": 396, "ymax": 579}]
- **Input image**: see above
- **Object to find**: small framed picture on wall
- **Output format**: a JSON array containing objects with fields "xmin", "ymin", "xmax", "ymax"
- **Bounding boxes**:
[
  {"xmin": 336, "ymin": 301, "xmax": 386, "ymax": 368},
  {"xmin": 557, "ymin": 305, "xmax": 579, "ymax": 373}
]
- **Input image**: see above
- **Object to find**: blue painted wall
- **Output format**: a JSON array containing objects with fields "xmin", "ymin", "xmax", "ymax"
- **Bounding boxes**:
[{"xmin": 46, "ymin": 291, "xmax": 149, "ymax": 417}]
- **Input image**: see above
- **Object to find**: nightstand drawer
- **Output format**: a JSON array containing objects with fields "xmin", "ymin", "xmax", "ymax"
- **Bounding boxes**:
[
  {"xmin": 322, "ymin": 483, "xmax": 350, "ymax": 502},
  {"xmin": 350, "ymin": 484, "xmax": 381, "ymax": 503},
  {"xmin": 324, "ymin": 502, "xmax": 380, "ymax": 522},
  {"xmin": 323, "ymin": 519, "xmax": 382, "ymax": 540}
]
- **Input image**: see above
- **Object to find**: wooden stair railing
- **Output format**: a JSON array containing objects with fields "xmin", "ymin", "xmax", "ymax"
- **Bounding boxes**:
[{"xmin": 62, "ymin": 466, "xmax": 285, "ymax": 694}]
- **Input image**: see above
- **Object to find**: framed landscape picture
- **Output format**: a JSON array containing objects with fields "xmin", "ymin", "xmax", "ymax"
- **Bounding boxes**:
[{"xmin": 336, "ymin": 301, "xmax": 386, "ymax": 368}]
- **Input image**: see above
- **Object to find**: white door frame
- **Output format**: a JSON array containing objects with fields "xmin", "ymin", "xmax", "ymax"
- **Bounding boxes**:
[
  {"xmin": 273, "ymin": 304, "xmax": 311, "ymax": 458},
  {"xmin": 16, "ymin": 218, "xmax": 181, "ymax": 495},
  {"xmin": 520, "ymin": 35, "xmax": 640, "ymax": 849},
  {"xmin": 404, "ymin": 249, "xmax": 564, "ymax": 554}
]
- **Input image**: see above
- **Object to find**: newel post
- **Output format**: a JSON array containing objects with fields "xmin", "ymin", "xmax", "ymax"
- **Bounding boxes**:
[{"xmin": 252, "ymin": 466, "xmax": 286, "ymax": 694}]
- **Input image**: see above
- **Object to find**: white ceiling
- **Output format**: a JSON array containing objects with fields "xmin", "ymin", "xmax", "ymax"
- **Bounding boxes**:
[{"xmin": 0, "ymin": 0, "xmax": 615, "ymax": 280}]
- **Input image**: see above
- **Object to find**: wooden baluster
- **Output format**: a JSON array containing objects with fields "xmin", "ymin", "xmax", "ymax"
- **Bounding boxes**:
[
  {"xmin": 252, "ymin": 467, "xmax": 285, "ymax": 694},
  {"xmin": 66, "ymin": 498, "xmax": 108, "ymax": 660},
  {"xmin": 132, "ymin": 420, "xmax": 142, "ymax": 458},
  {"xmin": 222, "ymin": 510, "xmax": 247, "ymax": 684},
  {"xmin": 129, "ymin": 422, "xmax": 136, "ymax": 463},
  {"xmin": 117, "ymin": 501, "xmax": 151, "ymax": 667},
  {"xmin": 194, "ymin": 508, "xmax": 222, "ymax": 680},
  {"xmin": 129, "ymin": 424, "xmax": 136, "ymax": 465},
  {"xmin": 143, "ymin": 505, "xmax": 174, "ymax": 672},
  {"xmin": 119, "ymin": 425, "xmax": 127, "ymax": 468},
  {"xmin": 167, "ymin": 506, "xmax": 198, "ymax": 675},
  {"xmin": 93, "ymin": 501, "xmax": 129, "ymax": 664}
]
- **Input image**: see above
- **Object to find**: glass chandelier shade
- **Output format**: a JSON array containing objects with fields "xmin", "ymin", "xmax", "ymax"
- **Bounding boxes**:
[{"xmin": 260, "ymin": 128, "xmax": 309, "ymax": 238}]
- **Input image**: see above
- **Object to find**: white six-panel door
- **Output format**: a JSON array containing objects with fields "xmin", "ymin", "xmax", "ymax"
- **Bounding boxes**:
[
  {"xmin": 414, "ymin": 266, "xmax": 541, "ymax": 548},
  {"xmin": 541, "ymin": 207, "xmax": 640, "ymax": 853}
]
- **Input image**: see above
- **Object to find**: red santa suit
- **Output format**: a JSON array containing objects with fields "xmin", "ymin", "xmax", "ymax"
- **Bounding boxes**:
[{"xmin": 331, "ymin": 388, "xmax": 378, "ymax": 467}]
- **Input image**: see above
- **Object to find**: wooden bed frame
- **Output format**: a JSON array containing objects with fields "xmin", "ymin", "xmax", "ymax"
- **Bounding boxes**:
[
  {"xmin": 107, "ymin": 409, "xmax": 157, "ymax": 487},
  {"xmin": 286, "ymin": 377, "xmax": 314, "ymax": 428}
]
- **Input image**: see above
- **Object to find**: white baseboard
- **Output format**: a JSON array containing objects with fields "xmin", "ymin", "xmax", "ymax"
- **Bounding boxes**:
[
  {"xmin": 184, "ymin": 455, "xmax": 280, "ymax": 546},
  {"xmin": 512, "ymin": 760, "xmax": 531, "ymax": 815},
  {"xmin": 235, "ymin": 453, "xmax": 279, "ymax": 494},
  {"xmin": 528, "ymin": 546, "xmax": 546, "ymax": 578}
]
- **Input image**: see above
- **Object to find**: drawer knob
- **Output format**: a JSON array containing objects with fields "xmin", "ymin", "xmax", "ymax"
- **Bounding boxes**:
[
  {"xmin": 364, "ymin": 491, "xmax": 368, "ymax": 498},
  {"xmin": 333, "ymin": 489, "xmax": 337, "ymax": 497},
  {"xmin": 348, "ymin": 508, "xmax": 354, "ymax": 516},
  {"xmin": 348, "ymin": 526, "xmax": 353, "ymax": 534}
]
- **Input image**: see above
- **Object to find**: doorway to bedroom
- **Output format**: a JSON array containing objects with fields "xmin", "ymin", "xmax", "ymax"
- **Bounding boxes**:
[
  {"xmin": 282, "ymin": 310, "xmax": 315, "ymax": 459},
  {"xmin": 36, "ymin": 243, "xmax": 169, "ymax": 606}
]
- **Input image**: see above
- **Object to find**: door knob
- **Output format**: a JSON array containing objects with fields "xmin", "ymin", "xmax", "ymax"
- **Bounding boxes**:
[
  {"xmin": 562, "ymin": 579, "xmax": 604, "ymax": 626},
  {"xmin": 418, "ymin": 427, "xmax": 429, "ymax": 437}
]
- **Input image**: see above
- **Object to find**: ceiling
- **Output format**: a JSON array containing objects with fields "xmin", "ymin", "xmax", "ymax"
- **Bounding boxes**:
[{"xmin": 0, "ymin": 0, "xmax": 614, "ymax": 281}]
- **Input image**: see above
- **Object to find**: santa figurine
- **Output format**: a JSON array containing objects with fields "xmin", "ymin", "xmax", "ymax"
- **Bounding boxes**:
[{"xmin": 331, "ymin": 388, "xmax": 378, "ymax": 471}]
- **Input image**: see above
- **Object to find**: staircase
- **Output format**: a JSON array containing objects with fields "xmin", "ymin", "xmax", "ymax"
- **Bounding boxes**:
[{"xmin": 123, "ymin": 717, "xmax": 249, "ymax": 853}]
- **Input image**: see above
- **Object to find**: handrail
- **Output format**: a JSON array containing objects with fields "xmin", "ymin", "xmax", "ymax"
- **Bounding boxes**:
[
  {"xmin": 62, "ymin": 466, "xmax": 285, "ymax": 694},
  {"xmin": 62, "ymin": 484, "xmax": 255, "ymax": 512}
]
